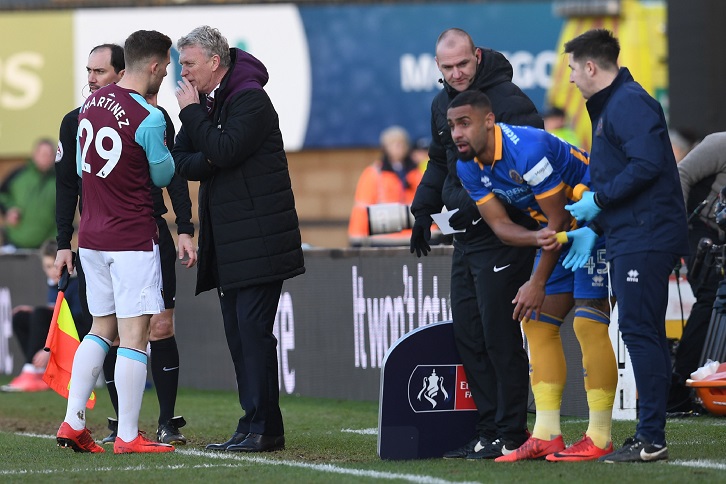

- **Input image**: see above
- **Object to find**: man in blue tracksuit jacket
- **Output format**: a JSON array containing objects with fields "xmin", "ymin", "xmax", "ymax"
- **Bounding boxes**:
[{"xmin": 563, "ymin": 29, "xmax": 688, "ymax": 463}]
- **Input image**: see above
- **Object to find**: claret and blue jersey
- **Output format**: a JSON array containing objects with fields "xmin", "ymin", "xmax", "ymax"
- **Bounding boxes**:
[
  {"xmin": 457, "ymin": 123, "xmax": 590, "ymax": 228},
  {"xmin": 76, "ymin": 83, "xmax": 174, "ymax": 252}
]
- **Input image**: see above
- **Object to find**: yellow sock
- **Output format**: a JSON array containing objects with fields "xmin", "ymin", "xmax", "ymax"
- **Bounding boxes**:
[
  {"xmin": 531, "ymin": 384, "xmax": 564, "ymax": 440},
  {"xmin": 573, "ymin": 307, "xmax": 617, "ymax": 449},
  {"xmin": 587, "ymin": 391, "xmax": 615, "ymax": 449},
  {"xmin": 523, "ymin": 315, "xmax": 565, "ymax": 440}
]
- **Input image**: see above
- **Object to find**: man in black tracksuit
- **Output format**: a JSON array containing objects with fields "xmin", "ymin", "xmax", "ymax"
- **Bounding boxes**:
[{"xmin": 410, "ymin": 28, "xmax": 543, "ymax": 459}]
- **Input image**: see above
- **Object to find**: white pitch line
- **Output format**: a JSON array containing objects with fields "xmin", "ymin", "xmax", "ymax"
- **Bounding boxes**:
[
  {"xmin": 0, "ymin": 463, "xmax": 251, "ymax": 476},
  {"xmin": 341, "ymin": 428, "xmax": 377, "ymax": 435},
  {"xmin": 671, "ymin": 459, "xmax": 726, "ymax": 470},
  {"xmin": 179, "ymin": 449, "xmax": 481, "ymax": 484},
  {"xmin": 16, "ymin": 432, "xmax": 56, "ymax": 439},
  {"xmin": 10, "ymin": 432, "xmax": 480, "ymax": 484}
]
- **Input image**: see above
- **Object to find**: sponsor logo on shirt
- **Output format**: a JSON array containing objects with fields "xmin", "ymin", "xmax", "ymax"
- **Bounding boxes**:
[{"xmin": 523, "ymin": 157, "xmax": 554, "ymax": 186}]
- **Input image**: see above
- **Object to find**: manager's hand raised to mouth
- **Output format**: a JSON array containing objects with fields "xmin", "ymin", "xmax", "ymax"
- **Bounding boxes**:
[{"xmin": 175, "ymin": 77, "xmax": 200, "ymax": 110}]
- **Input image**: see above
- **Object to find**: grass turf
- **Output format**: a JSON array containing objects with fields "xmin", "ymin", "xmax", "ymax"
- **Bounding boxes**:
[{"xmin": 0, "ymin": 376, "xmax": 724, "ymax": 483}]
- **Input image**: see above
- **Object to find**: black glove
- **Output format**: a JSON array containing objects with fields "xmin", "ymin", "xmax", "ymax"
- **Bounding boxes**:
[
  {"xmin": 410, "ymin": 216, "xmax": 432, "ymax": 257},
  {"xmin": 448, "ymin": 204, "xmax": 480, "ymax": 231}
]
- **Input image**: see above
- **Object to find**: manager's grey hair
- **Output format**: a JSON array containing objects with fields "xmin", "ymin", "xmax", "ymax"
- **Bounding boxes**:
[{"xmin": 177, "ymin": 25, "xmax": 231, "ymax": 68}]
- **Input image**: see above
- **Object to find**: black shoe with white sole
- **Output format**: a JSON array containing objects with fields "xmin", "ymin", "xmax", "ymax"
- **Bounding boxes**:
[
  {"xmin": 599, "ymin": 436, "xmax": 668, "ymax": 463},
  {"xmin": 442, "ymin": 436, "xmax": 480, "ymax": 459},
  {"xmin": 157, "ymin": 416, "xmax": 187, "ymax": 445},
  {"xmin": 466, "ymin": 437, "xmax": 523, "ymax": 460},
  {"xmin": 101, "ymin": 417, "xmax": 118, "ymax": 445}
]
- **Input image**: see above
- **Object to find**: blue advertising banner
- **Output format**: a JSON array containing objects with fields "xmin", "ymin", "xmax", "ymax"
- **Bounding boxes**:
[{"xmin": 299, "ymin": 2, "xmax": 563, "ymax": 147}]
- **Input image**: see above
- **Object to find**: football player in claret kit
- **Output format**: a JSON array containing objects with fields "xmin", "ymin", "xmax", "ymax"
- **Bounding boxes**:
[
  {"xmin": 55, "ymin": 43, "xmax": 196, "ymax": 448},
  {"xmin": 55, "ymin": 30, "xmax": 177, "ymax": 455},
  {"xmin": 452, "ymin": 90, "xmax": 618, "ymax": 462}
]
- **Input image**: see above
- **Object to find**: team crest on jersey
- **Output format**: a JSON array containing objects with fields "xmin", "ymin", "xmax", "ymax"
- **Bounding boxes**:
[
  {"xmin": 509, "ymin": 169, "xmax": 523, "ymax": 184},
  {"xmin": 408, "ymin": 365, "xmax": 476, "ymax": 413},
  {"xmin": 55, "ymin": 141, "xmax": 63, "ymax": 163}
]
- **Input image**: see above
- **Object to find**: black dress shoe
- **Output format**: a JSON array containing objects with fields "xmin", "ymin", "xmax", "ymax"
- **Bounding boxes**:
[
  {"xmin": 227, "ymin": 433, "xmax": 285, "ymax": 452},
  {"xmin": 205, "ymin": 432, "xmax": 247, "ymax": 451}
]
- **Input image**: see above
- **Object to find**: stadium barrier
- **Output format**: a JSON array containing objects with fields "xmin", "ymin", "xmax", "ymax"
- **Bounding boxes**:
[{"xmin": 1, "ymin": 248, "xmax": 659, "ymax": 418}]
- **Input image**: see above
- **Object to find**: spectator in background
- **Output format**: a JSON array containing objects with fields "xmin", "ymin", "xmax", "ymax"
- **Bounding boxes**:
[
  {"xmin": 669, "ymin": 132, "xmax": 726, "ymax": 412},
  {"xmin": 348, "ymin": 125, "xmax": 424, "ymax": 247},
  {"xmin": 1, "ymin": 239, "xmax": 83, "ymax": 393},
  {"xmin": 543, "ymin": 106, "xmax": 583, "ymax": 147},
  {"xmin": 412, "ymin": 137, "xmax": 431, "ymax": 173},
  {"xmin": 0, "ymin": 138, "xmax": 57, "ymax": 250}
]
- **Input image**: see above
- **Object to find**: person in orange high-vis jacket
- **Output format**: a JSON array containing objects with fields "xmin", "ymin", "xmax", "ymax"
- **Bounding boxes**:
[{"xmin": 349, "ymin": 126, "xmax": 424, "ymax": 246}]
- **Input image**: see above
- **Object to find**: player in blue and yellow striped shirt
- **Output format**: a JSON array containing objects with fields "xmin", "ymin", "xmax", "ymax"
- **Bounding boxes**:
[{"xmin": 452, "ymin": 90, "xmax": 616, "ymax": 463}]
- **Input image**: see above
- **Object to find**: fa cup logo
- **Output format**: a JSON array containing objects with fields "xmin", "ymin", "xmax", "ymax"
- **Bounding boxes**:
[{"xmin": 416, "ymin": 369, "xmax": 449, "ymax": 408}]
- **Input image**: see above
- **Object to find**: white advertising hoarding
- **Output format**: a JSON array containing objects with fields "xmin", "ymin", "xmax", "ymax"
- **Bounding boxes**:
[{"xmin": 73, "ymin": 5, "xmax": 311, "ymax": 150}]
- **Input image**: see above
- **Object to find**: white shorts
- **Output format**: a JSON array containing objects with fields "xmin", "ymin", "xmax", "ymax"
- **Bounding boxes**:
[{"xmin": 79, "ymin": 244, "xmax": 165, "ymax": 318}]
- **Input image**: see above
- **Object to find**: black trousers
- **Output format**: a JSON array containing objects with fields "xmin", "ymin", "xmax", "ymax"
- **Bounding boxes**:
[
  {"xmin": 219, "ymin": 280, "xmax": 284, "ymax": 436},
  {"xmin": 450, "ymin": 242, "xmax": 535, "ymax": 443},
  {"xmin": 12, "ymin": 306, "xmax": 53, "ymax": 364}
]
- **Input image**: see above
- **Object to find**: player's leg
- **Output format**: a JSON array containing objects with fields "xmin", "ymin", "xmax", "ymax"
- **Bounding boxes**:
[
  {"xmin": 108, "ymin": 246, "xmax": 173, "ymax": 454},
  {"xmin": 497, "ymin": 254, "xmax": 573, "ymax": 462},
  {"xmin": 150, "ymin": 219, "xmax": 186, "ymax": 444},
  {"xmin": 548, "ymin": 237, "xmax": 616, "ymax": 461},
  {"xmin": 114, "ymin": 314, "xmax": 153, "ymax": 449},
  {"xmin": 100, "ymin": 342, "xmax": 120, "ymax": 444},
  {"xmin": 57, "ymin": 248, "xmax": 116, "ymax": 453},
  {"xmin": 467, "ymin": 244, "xmax": 534, "ymax": 460},
  {"xmin": 63, "ymin": 320, "xmax": 116, "ymax": 410}
]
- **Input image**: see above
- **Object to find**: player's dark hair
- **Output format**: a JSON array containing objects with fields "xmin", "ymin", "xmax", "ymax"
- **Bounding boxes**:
[
  {"xmin": 90, "ymin": 44, "xmax": 125, "ymax": 73},
  {"xmin": 124, "ymin": 30, "xmax": 172, "ymax": 70},
  {"xmin": 447, "ymin": 90, "xmax": 492, "ymax": 112},
  {"xmin": 564, "ymin": 29, "xmax": 620, "ymax": 70}
]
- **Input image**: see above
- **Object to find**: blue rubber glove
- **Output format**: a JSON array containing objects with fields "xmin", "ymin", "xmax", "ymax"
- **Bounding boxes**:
[
  {"xmin": 562, "ymin": 226, "xmax": 598, "ymax": 271},
  {"xmin": 565, "ymin": 191, "xmax": 602, "ymax": 222}
]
